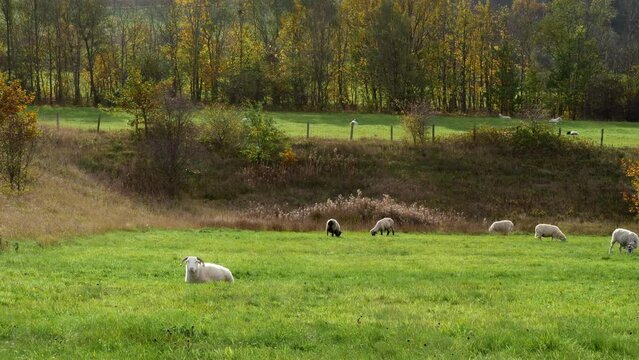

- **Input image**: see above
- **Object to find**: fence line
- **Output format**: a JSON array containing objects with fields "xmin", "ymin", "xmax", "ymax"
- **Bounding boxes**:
[{"xmin": 297, "ymin": 122, "xmax": 614, "ymax": 147}]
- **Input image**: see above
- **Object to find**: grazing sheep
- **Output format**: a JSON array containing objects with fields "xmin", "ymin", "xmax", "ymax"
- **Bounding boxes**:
[
  {"xmin": 488, "ymin": 220, "xmax": 514, "ymax": 235},
  {"xmin": 549, "ymin": 116, "xmax": 562, "ymax": 124},
  {"xmin": 370, "ymin": 217, "xmax": 395, "ymax": 236},
  {"xmin": 498, "ymin": 113, "xmax": 511, "ymax": 119},
  {"xmin": 326, "ymin": 218, "xmax": 342, "ymax": 237},
  {"xmin": 534, "ymin": 224, "xmax": 567, "ymax": 241},
  {"xmin": 608, "ymin": 228, "xmax": 639, "ymax": 255},
  {"xmin": 566, "ymin": 130, "xmax": 579, "ymax": 136},
  {"xmin": 182, "ymin": 256, "xmax": 234, "ymax": 283}
]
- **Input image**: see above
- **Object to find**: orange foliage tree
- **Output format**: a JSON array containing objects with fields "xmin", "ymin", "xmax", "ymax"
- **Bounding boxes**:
[
  {"xmin": 622, "ymin": 158, "xmax": 639, "ymax": 215},
  {"xmin": 0, "ymin": 73, "xmax": 40, "ymax": 191}
]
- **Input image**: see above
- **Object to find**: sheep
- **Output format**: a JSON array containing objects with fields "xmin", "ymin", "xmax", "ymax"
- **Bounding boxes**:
[
  {"xmin": 326, "ymin": 218, "xmax": 342, "ymax": 237},
  {"xmin": 549, "ymin": 116, "xmax": 562, "ymax": 124},
  {"xmin": 182, "ymin": 256, "xmax": 234, "ymax": 283},
  {"xmin": 488, "ymin": 220, "xmax": 514, "ymax": 235},
  {"xmin": 498, "ymin": 113, "xmax": 511, "ymax": 119},
  {"xmin": 566, "ymin": 130, "xmax": 579, "ymax": 136},
  {"xmin": 370, "ymin": 217, "xmax": 395, "ymax": 236},
  {"xmin": 608, "ymin": 228, "xmax": 639, "ymax": 255},
  {"xmin": 534, "ymin": 224, "xmax": 567, "ymax": 241},
  {"xmin": 350, "ymin": 119, "xmax": 359, "ymax": 125}
]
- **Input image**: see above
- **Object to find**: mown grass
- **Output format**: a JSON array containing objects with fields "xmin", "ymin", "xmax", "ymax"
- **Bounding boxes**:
[
  {"xmin": 1, "ymin": 229, "xmax": 638, "ymax": 359},
  {"xmin": 32, "ymin": 106, "xmax": 639, "ymax": 147}
]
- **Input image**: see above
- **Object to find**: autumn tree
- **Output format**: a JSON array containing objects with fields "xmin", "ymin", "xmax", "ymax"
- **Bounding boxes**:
[
  {"xmin": 114, "ymin": 70, "xmax": 162, "ymax": 136},
  {"xmin": 0, "ymin": 73, "xmax": 39, "ymax": 191}
]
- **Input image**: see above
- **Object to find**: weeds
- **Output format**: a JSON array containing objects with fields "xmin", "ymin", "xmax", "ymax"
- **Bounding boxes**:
[{"xmin": 245, "ymin": 190, "xmax": 462, "ymax": 231}]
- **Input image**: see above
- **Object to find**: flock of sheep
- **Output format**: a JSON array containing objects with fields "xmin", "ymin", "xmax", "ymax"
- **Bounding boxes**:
[
  {"xmin": 182, "ymin": 217, "xmax": 637, "ymax": 284},
  {"xmin": 181, "ymin": 217, "xmax": 395, "ymax": 284},
  {"xmin": 488, "ymin": 219, "xmax": 638, "ymax": 255}
]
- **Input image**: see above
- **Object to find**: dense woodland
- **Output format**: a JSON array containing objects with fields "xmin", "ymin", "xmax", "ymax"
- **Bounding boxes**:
[{"xmin": 0, "ymin": 0, "xmax": 638, "ymax": 119}]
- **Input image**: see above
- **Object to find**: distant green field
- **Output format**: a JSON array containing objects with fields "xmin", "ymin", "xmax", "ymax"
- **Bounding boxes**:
[
  {"xmin": 33, "ymin": 106, "xmax": 639, "ymax": 147},
  {"xmin": 1, "ymin": 229, "xmax": 638, "ymax": 358}
]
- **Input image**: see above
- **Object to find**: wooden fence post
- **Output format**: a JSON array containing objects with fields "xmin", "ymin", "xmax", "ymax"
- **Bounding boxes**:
[
  {"xmin": 558, "ymin": 127, "xmax": 561, "ymax": 136},
  {"xmin": 306, "ymin": 122, "xmax": 310, "ymax": 139},
  {"xmin": 431, "ymin": 124, "xmax": 435, "ymax": 142},
  {"xmin": 350, "ymin": 122, "xmax": 355, "ymax": 140},
  {"xmin": 390, "ymin": 125, "xmax": 394, "ymax": 141},
  {"xmin": 97, "ymin": 114, "xmax": 101, "ymax": 134},
  {"xmin": 600, "ymin": 128, "xmax": 604, "ymax": 146}
]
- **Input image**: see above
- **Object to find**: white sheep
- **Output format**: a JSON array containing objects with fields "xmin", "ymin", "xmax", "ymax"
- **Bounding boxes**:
[
  {"xmin": 498, "ymin": 113, "xmax": 511, "ymax": 119},
  {"xmin": 370, "ymin": 217, "xmax": 395, "ymax": 236},
  {"xmin": 534, "ymin": 224, "xmax": 567, "ymax": 241},
  {"xmin": 566, "ymin": 130, "xmax": 579, "ymax": 136},
  {"xmin": 549, "ymin": 116, "xmax": 562, "ymax": 124},
  {"xmin": 350, "ymin": 119, "xmax": 359, "ymax": 125},
  {"xmin": 182, "ymin": 256, "xmax": 234, "ymax": 283},
  {"xmin": 326, "ymin": 218, "xmax": 342, "ymax": 237},
  {"xmin": 488, "ymin": 220, "xmax": 514, "ymax": 235},
  {"xmin": 609, "ymin": 228, "xmax": 639, "ymax": 255}
]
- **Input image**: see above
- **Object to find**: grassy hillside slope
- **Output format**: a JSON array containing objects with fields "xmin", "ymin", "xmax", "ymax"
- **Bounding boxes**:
[{"xmin": 1, "ymin": 126, "xmax": 634, "ymax": 241}]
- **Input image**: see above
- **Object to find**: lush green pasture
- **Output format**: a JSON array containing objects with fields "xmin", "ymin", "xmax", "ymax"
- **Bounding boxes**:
[
  {"xmin": 34, "ymin": 106, "xmax": 133, "ymax": 131},
  {"xmin": 1, "ymin": 229, "xmax": 637, "ymax": 359},
  {"xmin": 32, "ymin": 106, "xmax": 639, "ymax": 146}
]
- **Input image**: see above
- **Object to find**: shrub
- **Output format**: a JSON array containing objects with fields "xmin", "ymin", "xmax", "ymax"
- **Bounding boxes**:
[
  {"xmin": 241, "ymin": 105, "xmax": 288, "ymax": 165},
  {"xmin": 110, "ymin": 70, "xmax": 162, "ymax": 135},
  {"xmin": 0, "ymin": 74, "xmax": 40, "ymax": 191},
  {"xmin": 464, "ymin": 121, "xmax": 580, "ymax": 157},
  {"xmin": 131, "ymin": 95, "xmax": 197, "ymax": 197},
  {"xmin": 200, "ymin": 105, "xmax": 247, "ymax": 154},
  {"xmin": 622, "ymin": 158, "xmax": 639, "ymax": 215},
  {"xmin": 401, "ymin": 102, "xmax": 433, "ymax": 145},
  {"xmin": 246, "ymin": 190, "xmax": 462, "ymax": 229}
]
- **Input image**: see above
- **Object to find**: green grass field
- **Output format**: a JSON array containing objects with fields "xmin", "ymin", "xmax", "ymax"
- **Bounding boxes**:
[
  {"xmin": 33, "ymin": 106, "xmax": 639, "ymax": 147},
  {"xmin": 1, "ymin": 229, "xmax": 637, "ymax": 359}
]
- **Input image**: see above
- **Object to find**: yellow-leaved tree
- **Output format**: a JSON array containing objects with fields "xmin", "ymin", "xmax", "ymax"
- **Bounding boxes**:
[
  {"xmin": 0, "ymin": 73, "xmax": 40, "ymax": 191},
  {"xmin": 622, "ymin": 158, "xmax": 639, "ymax": 215}
]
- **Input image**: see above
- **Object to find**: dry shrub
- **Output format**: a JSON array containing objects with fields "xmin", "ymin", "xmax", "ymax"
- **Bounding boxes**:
[
  {"xmin": 245, "ymin": 190, "xmax": 462, "ymax": 231},
  {"xmin": 401, "ymin": 102, "xmax": 433, "ymax": 145},
  {"xmin": 518, "ymin": 103, "xmax": 549, "ymax": 121}
]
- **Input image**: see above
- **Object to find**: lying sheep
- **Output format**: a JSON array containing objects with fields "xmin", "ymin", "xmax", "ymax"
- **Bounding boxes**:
[
  {"xmin": 566, "ymin": 130, "xmax": 579, "ymax": 136},
  {"xmin": 609, "ymin": 228, "xmax": 639, "ymax": 255},
  {"xmin": 488, "ymin": 220, "xmax": 514, "ymax": 235},
  {"xmin": 326, "ymin": 218, "xmax": 342, "ymax": 237},
  {"xmin": 370, "ymin": 217, "xmax": 395, "ymax": 236},
  {"xmin": 182, "ymin": 256, "xmax": 234, "ymax": 283},
  {"xmin": 534, "ymin": 224, "xmax": 567, "ymax": 241}
]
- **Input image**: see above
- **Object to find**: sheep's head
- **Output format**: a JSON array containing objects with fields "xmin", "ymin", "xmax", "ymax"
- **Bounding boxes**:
[
  {"xmin": 182, "ymin": 256, "xmax": 204, "ymax": 274},
  {"xmin": 370, "ymin": 229, "xmax": 376, "ymax": 236},
  {"xmin": 334, "ymin": 229, "xmax": 342, "ymax": 237},
  {"xmin": 628, "ymin": 240, "xmax": 637, "ymax": 254}
]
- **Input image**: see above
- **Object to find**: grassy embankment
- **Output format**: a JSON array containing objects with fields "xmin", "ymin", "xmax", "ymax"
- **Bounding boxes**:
[
  {"xmin": 0, "ymin": 122, "xmax": 632, "ymax": 242},
  {"xmin": 34, "ymin": 106, "xmax": 639, "ymax": 147},
  {"xmin": 1, "ymin": 229, "xmax": 638, "ymax": 359}
]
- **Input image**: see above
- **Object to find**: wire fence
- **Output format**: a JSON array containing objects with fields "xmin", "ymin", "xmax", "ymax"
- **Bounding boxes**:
[{"xmin": 47, "ymin": 111, "xmax": 630, "ymax": 148}]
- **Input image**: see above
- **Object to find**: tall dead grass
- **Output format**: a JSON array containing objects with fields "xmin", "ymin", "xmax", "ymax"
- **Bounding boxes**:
[{"xmin": 244, "ymin": 190, "xmax": 464, "ymax": 232}]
